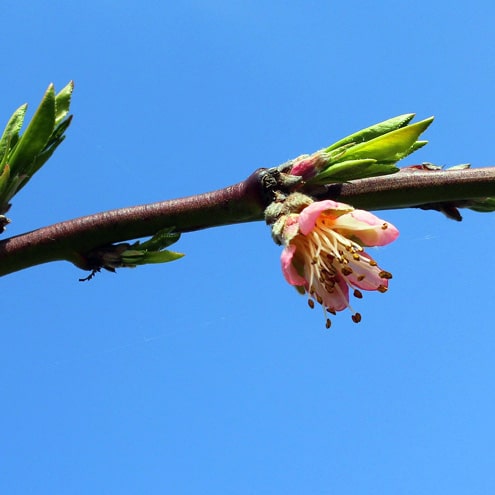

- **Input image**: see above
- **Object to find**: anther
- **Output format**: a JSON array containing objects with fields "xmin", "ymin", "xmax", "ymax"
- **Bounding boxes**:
[
  {"xmin": 353, "ymin": 289, "xmax": 363, "ymax": 299},
  {"xmin": 325, "ymin": 319, "xmax": 331, "ymax": 329},
  {"xmin": 352, "ymin": 313, "xmax": 362, "ymax": 323},
  {"xmin": 377, "ymin": 284, "xmax": 388, "ymax": 293},
  {"xmin": 379, "ymin": 270, "xmax": 392, "ymax": 279},
  {"xmin": 308, "ymin": 299, "xmax": 315, "ymax": 309},
  {"xmin": 341, "ymin": 266, "xmax": 353, "ymax": 276}
]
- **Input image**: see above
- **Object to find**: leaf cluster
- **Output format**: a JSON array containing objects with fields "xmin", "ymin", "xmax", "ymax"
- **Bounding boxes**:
[
  {"xmin": 120, "ymin": 228, "xmax": 184, "ymax": 267},
  {"xmin": 0, "ymin": 82, "xmax": 74, "ymax": 217},
  {"xmin": 309, "ymin": 113, "xmax": 433, "ymax": 184}
]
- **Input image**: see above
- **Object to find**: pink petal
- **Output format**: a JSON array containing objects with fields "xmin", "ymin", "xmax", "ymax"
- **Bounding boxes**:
[
  {"xmin": 346, "ymin": 252, "xmax": 389, "ymax": 291},
  {"xmin": 333, "ymin": 209, "xmax": 399, "ymax": 246},
  {"xmin": 318, "ymin": 274, "xmax": 350, "ymax": 312},
  {"xmin": 298, "ymin": 200, "xmax": 352, "ymax": 235},
  {"xmin": 281, "ymin": 245, "xmax": 307, "ymax": 286}
]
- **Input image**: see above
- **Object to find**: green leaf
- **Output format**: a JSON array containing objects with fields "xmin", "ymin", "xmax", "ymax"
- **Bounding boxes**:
[
  {"xmin": 121, "ymin": 249, "xmax": 184, "ymax": 266},
  {"xmin": 136, "ymin": 250, "xmax": 184, "ymax": 264},
  {"xmin": 311, "ymin": 159, "xmax": 399, "ymax": 184},
  {"xmin": 0, "ymin": 164, "xmax": 10, "ymax": 197},
  {"xmin": 401, "ymin": 140, "xmax": 428, "ymax": 159},
  {"xmin": 1, "ymin": 174, "xmax": 28, "ymax": 211},
  {"xmin": 8, "ymin": 84, "xmax": 56, "ymax": 178},
  {"xmin": 337, "ymin": 117, "xmax": 434, "ymax": 163},
  {"xmin": 0, "ymin": 104, "xmax": 27, "ymax": 165},
  {"xmin": 28, "ymin": 115, "xmax": 73, "ymax": 176},
  {"xmin": 135, "ymin": 227, "xmax": 181, "ymax": 251},
  {"xmin": 468, "ymin": 198, "xmax": 495, "ymax": 213},
  {"xmin": 54, "ymin": 81, "xmax": 74, "ymax": 125},
  {"xmin": 325, "ymin": 113, "xmax": 415, "ymax": 152}
]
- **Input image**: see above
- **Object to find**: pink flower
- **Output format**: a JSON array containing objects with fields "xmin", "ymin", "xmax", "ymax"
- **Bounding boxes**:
[{"xmin": 279, "ymin": 200, "xmax": 399, "ymax": 326}]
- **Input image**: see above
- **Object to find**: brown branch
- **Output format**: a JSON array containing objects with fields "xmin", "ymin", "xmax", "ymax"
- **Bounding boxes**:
[
  {"xmin": 320, "ymin": 166, "xmax": 495, "ymax": 210},
  {"xmin": 1, "ymin": 166, "xmax": 495, "ymax": 277},
  {"xmin": 0, "ymin": 171, "xmax": 266, "ymax": 276}
]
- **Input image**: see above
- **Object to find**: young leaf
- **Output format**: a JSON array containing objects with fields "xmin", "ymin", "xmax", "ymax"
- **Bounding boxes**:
[
  {"xmin": 54, "ymin": 81, "xmax": 74, "ymax": 125},
  {"xmin": 310, "ymin": 159, "xmax": 399, "ymax": 184},
  {"xmin": 0, "ymin": 104, "xmax": 27, "ymax": 165},
  {"xmin": 336, "ymin": 117, "xmax": 434, "ymax": 163},
  {"xmin": 325, "ymin": 114, "xmax": 416, "ymax": 152},
  {"xmin": 8, "ymin": 84, "xmax": 56, "ymax": 177},
  {"xmin": 0, "ymin": 164, "xmax": 10, "ymax": 197},
  {"xmin": 134, "ymin": 227, "xmax": 181, "ymax": 251},
  {"xmin": 121, "ymin": 250, "xmax": 185, "ymax": 266}
]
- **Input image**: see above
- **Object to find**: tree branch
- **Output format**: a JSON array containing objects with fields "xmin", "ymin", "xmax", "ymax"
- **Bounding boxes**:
[
  {"xmin": 1, "ymin": 166, "xmax": 495, "ymax": 277},
  {"xmin": 0, "ymin": 171, "xmax": 266, "ymax": 276},
  {"xmin": 320, "ymin": 166, "xmax": 495, "ymax": 210}
]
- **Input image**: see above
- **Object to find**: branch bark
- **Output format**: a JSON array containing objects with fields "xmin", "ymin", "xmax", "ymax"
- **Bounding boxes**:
[
  {"xmin": 1, "ymin": 166, "xmax": 495, "ymax": 277},
  {"xmin": 320, "ymin": 166, "xmax": 495, "ymax": 210}
]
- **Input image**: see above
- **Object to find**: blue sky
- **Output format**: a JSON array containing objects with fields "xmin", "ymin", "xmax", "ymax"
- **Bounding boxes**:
[{"xmin": 2, "ymin": 1, "xmax": 495, "ymax": 493}]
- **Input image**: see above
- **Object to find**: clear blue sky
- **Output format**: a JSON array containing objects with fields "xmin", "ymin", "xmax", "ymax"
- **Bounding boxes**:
[{"xmin": 2, "ymin": 1, "xmax": 495, "ymax": 493}]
